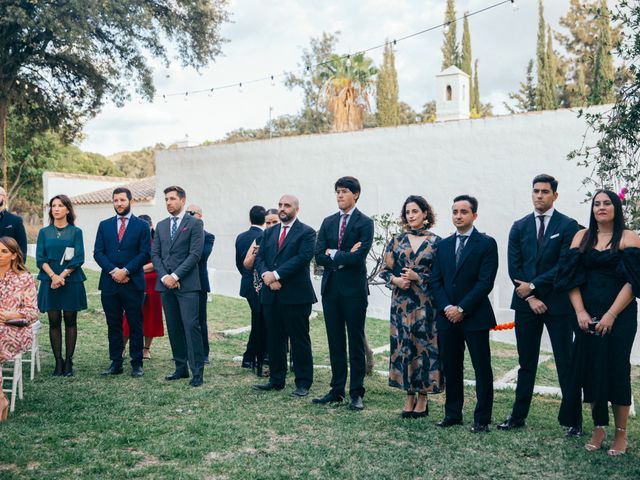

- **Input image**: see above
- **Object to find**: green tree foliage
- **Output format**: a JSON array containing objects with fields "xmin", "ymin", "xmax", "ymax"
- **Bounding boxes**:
[
  {"xmin": 536, "ymin": 0, "xmax": 548, "ymax": 109},
  {"xmin": 0, "ymin": 0, "xmax": 228, "ymax": 200},
  {"xmin": 472, "ymin": 59, "xmax": 481, "ymax": 114},
  {"xmin": 506, "ymin": 60, "xmax": 537, "ymax": 113},
  {"xmin": 590, "ymin": 0, "xmax": 616, "ymax": 104},
  {"xmin": 569, "ymin": 1, "xmax": 640, "ymax": 228},
  {"xmin": 111, "ymin": 145, "xmax": 165, "ymax": 179},
  {"xmin": 543, "ymin": 27, "xmax": 560, "ymax": 109},
  {"xmin": 376, "ymin": 42, "xmax": 400, "ymax": 127},
  {"xmin": 284, "ymin": 32, "xmax": 339, "ymax": 134},
  {"xmin": 441, "ymin": 0, "xmax": 459, "ymax": 69}
]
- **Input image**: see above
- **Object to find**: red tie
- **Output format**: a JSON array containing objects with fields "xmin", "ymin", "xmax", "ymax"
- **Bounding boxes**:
[
  {"xmin": 338, "ymin": 213, "xmax": 349, "ymax": 249},
  {"xmin": 118, "ymin": 216, "xmax": 126, "ymax": 242},
  {"xmin": 277, "ymin": 226, "xmax": 288, "ymax": 250}
]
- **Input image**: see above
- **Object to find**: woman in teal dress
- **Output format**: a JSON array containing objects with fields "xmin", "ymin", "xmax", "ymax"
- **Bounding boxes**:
[{"xmin": 36, "ymin": 194, "xmax": 87, "ymax": 377}]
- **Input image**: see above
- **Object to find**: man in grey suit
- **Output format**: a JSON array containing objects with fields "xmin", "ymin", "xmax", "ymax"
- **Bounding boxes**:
[{"xmin": 151, "ymin": 186, "xmax": 205, "ymax": 387}]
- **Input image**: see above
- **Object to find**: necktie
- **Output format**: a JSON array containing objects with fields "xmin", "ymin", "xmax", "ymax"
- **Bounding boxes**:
[
  {"xmin": 455, "ymin": 235, "xmax": 468, "ymax": 266},
  {"xmin": 277, "ymin": 226, "xmax": 289, "ymax": 250},
  {"xmin": 338, "ymin": 213, "xmax": 349, "ymax": 249},
  {"xmin": 537, "ymin": 215, "xmax": 545, "ymax": 247},
  {"xmin": 170, "ymin": 216, "xmax": 178, "ymax": 240},
  {"xmin": 117, "ymin": 216, "xmax": 126, "ymax": 242}
]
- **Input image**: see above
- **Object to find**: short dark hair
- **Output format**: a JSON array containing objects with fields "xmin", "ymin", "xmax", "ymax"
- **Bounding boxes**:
[
  {"xmin": 249, "ymin": 205, "xmax": 266, "ymax": 225},
  {"xmin": 48, "ymin": 194, "xmax": 76, "ymax": 225},
  {"xmin": 453, "ymin": 194, "xmax": 478, "ymax": 213},
  {"xmin": 266, "ymin": 208, "xmax": 278, "ymax": 215},
  {"xmin": 334, "ymin": 176, "xmax": 361, "ymax": 199},
  {"xmin": 400, "ymin": 195, "xmax": 436, "ymax": 229},
  {"xmin": 112, "ymin": 187, "xmax": 132, "ymax": 200},
  {"xmin": 163, "ymin": 186, "xmax": 186, "ymax": 199},
  {"xmin": 532, "ymin": 174, "xmax": 558, "ymax": 193}
]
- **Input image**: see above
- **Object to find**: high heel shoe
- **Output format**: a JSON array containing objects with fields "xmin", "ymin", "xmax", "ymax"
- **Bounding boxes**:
[
  {"xmin": 63, "ymin": 357, "xmax": 74, "ymax": 377},
  {"xmin": 401, "ymin": 394, "xmax": 417, "ymax": 419},
  {"xmin": 412, "ymin": 395, "xmax": 429, "ymax": 418},
  {"xmin": 585, "ymin": 426, "xmax": 606, "ymax": 452},
  {"xmin": 607, "ymin": 428, "xmax": 627, "ymax": 456},
  {"xmin": 52, "ymin": 357, "xmax": 64, "ymax": 377},
  {"xmin": 0, "ymin": 393, "xmax": 9, "ymax": 421}
]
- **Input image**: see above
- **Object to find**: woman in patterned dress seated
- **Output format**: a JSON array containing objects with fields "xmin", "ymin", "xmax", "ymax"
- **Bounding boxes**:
[
  {"xmin": 0, "ymin": 237, "xmax": 39, "ymax": 421},
  {"xmin": 379, "ymin": 195, "xmax": 443, "ymax": 418}
]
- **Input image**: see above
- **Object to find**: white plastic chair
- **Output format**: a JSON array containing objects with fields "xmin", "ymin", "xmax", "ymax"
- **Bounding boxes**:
[
  {"xmin": 1, "ymin": 353, "xmax": 24, "ymax": 412},
  {"xmin": 22, "ymin": 320, "xmax": 42, "ymax": 380}
]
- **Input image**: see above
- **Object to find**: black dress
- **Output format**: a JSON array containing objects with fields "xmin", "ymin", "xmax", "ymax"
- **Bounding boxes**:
[{"xmin": 556, "ymin": 247, "xmax": 639, "ymax": 426}]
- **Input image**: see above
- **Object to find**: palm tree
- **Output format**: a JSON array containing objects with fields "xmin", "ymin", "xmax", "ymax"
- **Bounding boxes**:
[{"xmin": 318, "ymin": 53, "xmax": 378, "ymax": 132}]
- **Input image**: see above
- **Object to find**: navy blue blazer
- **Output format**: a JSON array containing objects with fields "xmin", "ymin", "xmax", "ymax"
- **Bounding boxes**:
[
  {"xmin": 431, "ymin": 228, "xmax": 499, "ymax": 332},
  {"xmin": 235, "ymin": 226, "xmax": 264, "ymax": 298},
  {"xmin": 93, "ymin": 215, "xmax": 151, "ymax": 293},
  {"xmin": 508, "ymin": 210, "xmax": 579, "ymax": 314},
  {"xmin": 0, "ymin": 210, "xmax": 27, "ymax": 256},
  {"xmin": 198, "ymin": 231, "xmax": 215, "ymax": 293},
  {"xmin": 314, "ymin": 208, "xmax": 374, "ymax": 297},
  {"xmin": 254, "ymin": 219, "xmax": 317, "ymax": 305}
]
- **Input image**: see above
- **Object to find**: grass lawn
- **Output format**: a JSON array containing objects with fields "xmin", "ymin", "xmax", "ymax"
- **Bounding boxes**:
[{"xmin": 1, "ymin": 260, "xmax": 639, "ymax": 479}]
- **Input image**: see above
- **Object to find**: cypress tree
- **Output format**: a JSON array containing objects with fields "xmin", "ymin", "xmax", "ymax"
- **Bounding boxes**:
[
  {"xmin": 543, "ymin": 26, "xmax": 559, "ymax": 109},
  {"xmin": 536, "ymin": 0, "xmax": 546, "ymax": 109},
  {"xmin": 472, "ymin": 59, "xmax": 480, "ymax": 113},
  {"xmin": 376, "ymin": 41, "xmax": 400, "ymax": 127},
  {"xmin": 460, "ymin": 12, "xmax": 473, "ymax": 109},
  {"xmin": 506, "ymin": 59, "xmax": 537, "ymax": 113},
  {"xmin": 590, "ymin": 0, "xmax": 616, "ymax": 104},
  {"xmin": 441, "ymin": 0, "xmax": 459, "ymax": 69}
]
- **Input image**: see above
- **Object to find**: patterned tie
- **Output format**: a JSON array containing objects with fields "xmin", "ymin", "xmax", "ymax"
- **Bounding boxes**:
[
  {"xmin": 170, "ymin": 216, "xmax": 178, "ymax": 240},
  {"xmin": 277, "ymin": 225, "xmax": 289, "ymax": 250},
  {"xmin": 455, "ymin": 235, "xmax": 468, "ymax": 266},
  {"xmin": 338, "ymin": 213, "xmax": 349, "ymax": 249},
  {"xmin": 537, "ymin": 215, "xmax": 545, "ymax": 247},
  {"xmin": 117, "ymin": 216, "xmax": 126, "ymax": 242}
]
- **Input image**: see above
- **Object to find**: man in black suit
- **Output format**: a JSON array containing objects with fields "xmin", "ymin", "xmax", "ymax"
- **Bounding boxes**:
[
  {"xmin": 187, "ymin": 204, "xmax": 215, "ymax": 364},
  {"xmin": 253, "ymin": 194, "xmax": 317, "ymax": 396},
  {"xmin": 235, "ymin": 205, "xmax": 267, "ymax": 372},
  {"xmin": 0, "ymin": 186, "xmax": 27, "ymax": 256},
  {"xmin": 498, "ymin": 174, "xmax": 581, "ymax": 434},
  {"xmin": 151, "ymin": 186, "xmax": 205, "ymax": 387},
  {"xmin": 431, "ymin": 195, "xmax": 499, "ymax": 433},
  {"xmin": 94, "ymin": 187, "xmax": 150, "ymax": 378},
  {"xmin": 313, "ymin": 177, "xmax": 373, "ymax": 411}
]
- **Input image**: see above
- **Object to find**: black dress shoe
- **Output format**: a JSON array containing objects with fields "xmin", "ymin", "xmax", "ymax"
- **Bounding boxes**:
[
  {"xmin": 470, "ymin": 422, "xmax": 490, "ymax": 433},
  {"xmin": 253, "ymin": 382, "xmax": 284, "ymax": 391},
  {"xmin": 63, "ymin": 358, "xmax": 74, "ymax": 377},
  {"xmin": 412, "ymin": 402, "xmax": 429, "ymax": 419},
  {"xmin": 437, "ymin": 417, "xmax": 463, "ymax": 427},
  {"xmin": 101, "ymin": 364, "xmax": 124, "ymax": 376},
  {"xmin": 566, "ymin": 426, "xmax": 583, "ymax": 437},
  {"xmin": 241, "ymin": 358, "xmax": 253, "ymax": 369},
  {"xmin": 131, "ymin": 366, "xmax": 144, "ymax": 378},
  {"xmin": 189, "ymin": 376, "xmax": 203, "ymax": 387},
  {"xmin": 349, "ymin": 396, "xmax": 364, "ymax": 411},
  {"xmin": 312, "ymin": 392, "xmax": 345, "ymax": 404},
  {"xmin": 52, "ymin": 357, "xmax": 64, "ymax": 377},
  {"xmin": 291, "ymin": 387, "xmax": 309, "ymax": 397},
  {"xmin": 497, "ymin": 416, "xmax": 525, "ymax": 430},
  {"xmin": 165, "ymin": 371, "xmax": 189, "ymax": 381}
]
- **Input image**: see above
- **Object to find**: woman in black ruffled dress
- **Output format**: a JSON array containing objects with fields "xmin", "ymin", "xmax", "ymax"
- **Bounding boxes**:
[{"xmin": 556, "ymin": 190, "xmax": 639, "ymax": 456}]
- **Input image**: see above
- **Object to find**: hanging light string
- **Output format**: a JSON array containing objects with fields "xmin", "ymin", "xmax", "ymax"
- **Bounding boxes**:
[{"xmin": 157, "ymin": 0, "xmax": 516, "ymax": 102}]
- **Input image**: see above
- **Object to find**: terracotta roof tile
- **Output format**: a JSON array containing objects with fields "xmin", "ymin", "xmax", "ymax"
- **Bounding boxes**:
[{"xmin": 70, "ymin": 176, "xmax": 156, "ymax": 205}]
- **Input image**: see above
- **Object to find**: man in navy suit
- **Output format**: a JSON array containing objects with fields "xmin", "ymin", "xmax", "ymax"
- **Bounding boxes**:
[
  {"xmin": 431, "ymin": 195, "xmax": 499, "ymax": 433},
  {"xmin": 235, "ymin": 205, "xmax": 266, "ymax": 372},
  {"xmin": 94, "ymin": 187, "xmax": 150, "ymax": 377},
  {"xmin": 253, "ymin": 194, "xmax": 317, "ymax": 396},
  {"xmin": 498, "ymin": 174, "xmax": 580, "ymax": 434},
  {"xmin": 0, "ymin": 186, "xmax": 27, "ymax": 256},
  {"xmin": 187, "ymin": 204, "xmax": 215, "ymax": 364},
  {"xmin": 313, "ymin": 177, "xmax": 373, "ymax": 410}
]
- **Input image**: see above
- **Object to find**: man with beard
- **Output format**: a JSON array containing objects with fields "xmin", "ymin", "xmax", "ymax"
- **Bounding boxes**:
[
  {"xmin": 94, "ymin": 187, "xmax": 150, "ymax": 378},
  {"xmin": 253, "ymin": 194, "xmax": 317, "ymax": 396},
  {"xmin": 0, "ymin": 186, "xmax": 27, "ymax": 257}
]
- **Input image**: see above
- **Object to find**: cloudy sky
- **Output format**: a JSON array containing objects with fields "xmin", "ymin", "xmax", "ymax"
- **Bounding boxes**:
[{"xmin": 80, "ymin": 0, "xmax": 572, "ymax": 155}]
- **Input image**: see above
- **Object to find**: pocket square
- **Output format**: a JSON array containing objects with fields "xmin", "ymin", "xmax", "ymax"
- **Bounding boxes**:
[
  {"xmin": 181, "ymin": 227, "xmax": 188, "ymax": 232},
  {"xmin": 550, "ymin": 233, "xmax": 560, "ymax": 239},
  {"xmin": 5, "ymin": 225, "xmax": 12, "ymax": 229}
]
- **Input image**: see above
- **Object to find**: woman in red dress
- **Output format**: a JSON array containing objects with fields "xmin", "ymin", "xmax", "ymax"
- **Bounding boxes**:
[{"xmin": 123, "ymin": 215, "xmax": 163, "ymax": 359}]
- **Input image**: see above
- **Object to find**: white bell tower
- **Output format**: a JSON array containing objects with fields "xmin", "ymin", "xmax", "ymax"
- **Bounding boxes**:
[{"xmin": 435, "ymin": 66, "xmax": 470, "ymax": 122}]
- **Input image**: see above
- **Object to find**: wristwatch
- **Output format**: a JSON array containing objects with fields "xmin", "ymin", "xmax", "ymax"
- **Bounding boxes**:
[
  {"xmin": 529, "ymin": 283, "xmax": 536, "ymax": 291},
  {"xmin": 456, "ymin": 306, "xmax": 464, "ymax": 314}
]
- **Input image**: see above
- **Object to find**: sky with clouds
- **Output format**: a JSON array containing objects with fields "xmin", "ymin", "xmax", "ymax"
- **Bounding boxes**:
[{"xmin": 80, "ymin": 0, "xmax": 572, "ymax": 155}]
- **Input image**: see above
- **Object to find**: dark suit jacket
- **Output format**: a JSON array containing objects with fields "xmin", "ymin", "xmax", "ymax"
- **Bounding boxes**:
[
  {"xmin": 431, "ymin": 228, "xmax": 499, "ymax": 332},
  {"xmin": 151, "ymin": 213, "xmax": 204, "ymax": 293},
  {"xmin": 508, "ymin": 210, "xmax": 579, "ymax": 314},
  {"xmin": 314, "ymin": 208, "xmax": 374, "ymax": 297},
  {"xmin": 0, "ymin": 210, "xmax": 27, "ymax": 256},
  {"xmin": 235, "ymin": 226, "xmax": 264, "ymax": 298},
  {"xmin": 198, "ymin": 231, "xmax": 215, "ymax": 293},
  {"xmin": 254, "ymin": 219, "xmax": 317, "ymax": 305},
  {"xmin": 93, "ymin": 215, "xmax": 151, "ymax": 293}
]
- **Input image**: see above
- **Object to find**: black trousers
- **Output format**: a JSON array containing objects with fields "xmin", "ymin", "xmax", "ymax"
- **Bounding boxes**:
[
  {"xmin": 161, "ymin": 290, "xmax": 204, "ymax": 377},
  {"xmin": 511, "ymin": 310, "xmax": 576, "ymax": 423},
  {"xmin": 440, "ymin": 325, "xmax": 493, "ymax": 425},
  {"xmin": 198, "ymin": 291, "xmax": 210, "ymax": 358},
  {"xmin": 322, "ymin": 281, "xmax": 367, "ymax": 399},
  {"xmin": 243, "ymin": 291, "xmax": 266, "ymax": 364},
  {"xmin": 263, "ymin": 300, "xmax": 313, "ymax": 389},
  {"xmin": 101, "ymin": 287, "xmax": 145, "ymax": 368}
]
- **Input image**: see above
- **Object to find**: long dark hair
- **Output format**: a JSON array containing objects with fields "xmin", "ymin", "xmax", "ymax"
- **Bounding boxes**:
[
  {"xmin": 0, "ymin": 236, "xmax": 27, "ymax": 273},
  {"xmin": 48, "ymin": 194, "xmax": 76, "ymax": 225},
  {"xmin": 579, "ymin": 189, "xmax": 626, "ymax": 253}
]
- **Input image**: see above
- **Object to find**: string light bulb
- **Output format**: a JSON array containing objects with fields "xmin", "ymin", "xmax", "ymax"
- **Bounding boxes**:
[
  {"xmin": 238, "ymin": 82, "xmax": 243, "ymax": 93},
  {"xmin": 270, "ymin": 75, "xmax": 275, "ymax": 87}
]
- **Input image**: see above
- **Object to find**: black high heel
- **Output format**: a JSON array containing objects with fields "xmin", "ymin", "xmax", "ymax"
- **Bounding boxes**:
[
  {"xmin": 63, "ymin": 357, "xmax": 74, "ymax": 377},
  {"xmin": 412, "ymin": 395, "xmax": 429, "ymax": 418},
  {"xmin": 52, "ymin": 357, "xmax": 64, "ymax": 376}
]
